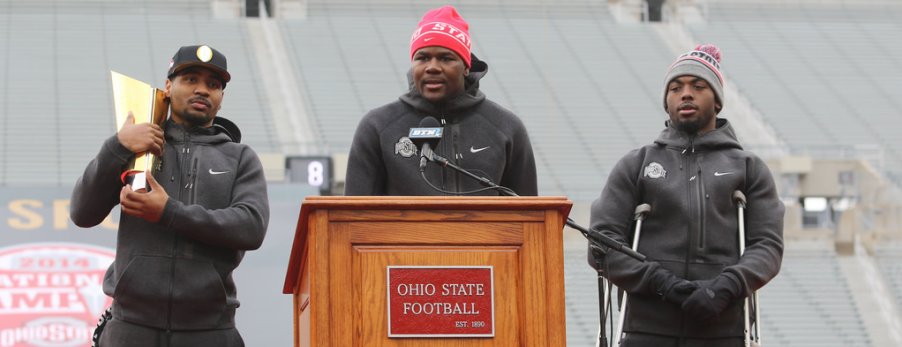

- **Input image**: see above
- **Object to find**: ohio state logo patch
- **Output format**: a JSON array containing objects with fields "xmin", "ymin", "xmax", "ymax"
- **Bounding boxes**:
[
  {"xmin": 644, "ymin": 162, "xmax": 667, "ymax": 179},
  {"xmin": 395, "ymin": 137, "xmax": 417, "ymax": 158},
  {"xmin": 0, "ymin": 243, "xmax": 114, "ymax": 347}
]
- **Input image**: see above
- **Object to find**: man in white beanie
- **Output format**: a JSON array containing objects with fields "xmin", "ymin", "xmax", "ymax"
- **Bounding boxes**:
[{"xmin": 588, "ymin": 44, "xmax": 784, "ymax": 347}]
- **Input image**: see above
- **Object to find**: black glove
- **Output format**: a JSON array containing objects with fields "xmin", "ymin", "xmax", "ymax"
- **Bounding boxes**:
[
  {"xmin": 661, "ymin": 280, "xmax": 697, "ymax": 306},
  {"xmin": 651, "ymin": 270, "xmax": 694, "ymax": 304},
  {"xmin": 681, "ymin": 274, "xmax": 741, "ymax": 322}
]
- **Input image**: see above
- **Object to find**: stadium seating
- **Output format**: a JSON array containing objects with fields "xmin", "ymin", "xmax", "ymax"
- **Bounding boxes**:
[
  {"xmin": 1, "ymin": 1, "xmax": 899, "ymax": 346},
  {"xmin": 876, "ymin": 242, "xmax": 902, "ymax": 319}
]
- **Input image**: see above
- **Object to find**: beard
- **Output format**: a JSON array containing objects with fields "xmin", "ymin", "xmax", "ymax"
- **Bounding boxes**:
[
  {"xmin": 669, "ymin": 106, "xmax": 717, "ymax": 136},
  {"xmin": 175, "ymin": 108, "xmax": 214, "ymax": 128},
  {"xmin": 672, "ymin": 117, "xmax": 706, "ymax": 135}
]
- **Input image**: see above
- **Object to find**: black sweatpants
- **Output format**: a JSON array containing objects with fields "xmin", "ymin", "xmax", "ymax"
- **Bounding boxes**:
[
  {"xmin": 98, "ymin": 318, "xmax": 244, "ymax": 347},
  {"xmin": 622, "ymin": 332, "xmax": 744, "ymax": 347}
]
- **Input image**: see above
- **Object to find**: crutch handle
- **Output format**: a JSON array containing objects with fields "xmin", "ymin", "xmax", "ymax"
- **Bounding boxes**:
[
  {"xmin": 733, "ymin": 190, "xmax": 747, "ymax": 208},
  {"xmin": 634, "ymin": 203, "xmax": 651, "ymax": 220}
]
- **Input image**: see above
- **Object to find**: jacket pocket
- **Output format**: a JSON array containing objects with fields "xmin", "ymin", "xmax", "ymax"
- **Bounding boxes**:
[
  {"xmin": 685, "ymin": 262, "xmax": 744, "ymax": 338},
  {"xmin": 623, "ymin": 260, "xmax": 685, "ymax": 336},
  {"xmin": 625, "ymin": 292, "xmax": 683, "ymax": 336},
  {"xmin": 686, "ymin": 262, "xmax": 723, "ymax": 281},
  {"xmin": 112, "ymin": 256, "xmax": 171, "ymax": 328},
  {"xmin": 169, "ymin": 258, "xmax": 228, "ymax": 329}
]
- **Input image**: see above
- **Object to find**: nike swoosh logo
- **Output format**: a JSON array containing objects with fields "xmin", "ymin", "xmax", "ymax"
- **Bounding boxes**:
[
  {"xmin": 470, "ymin": 146, "xmax": 489, "ymax": 153},
  {"xmin": 209, "ymin": 169, "xmax": 230, "ymax": 175},
  {"xmin": 714, "ymin": 171, "xmax": 734, "ymax": 176},
  {"xmin": 424, "ymin": 37, "xmax": 433, "ymax": 42}
]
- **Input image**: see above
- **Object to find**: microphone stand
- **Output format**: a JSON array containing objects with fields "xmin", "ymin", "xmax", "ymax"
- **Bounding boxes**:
[{"xmin": 421, "ymin": 147, "xmax": 646, "ymax": 261}]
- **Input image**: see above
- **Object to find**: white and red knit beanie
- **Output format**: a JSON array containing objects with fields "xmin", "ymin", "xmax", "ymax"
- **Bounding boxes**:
[
  {"xmin": 409, "ymin": 6, "xmax": 472, "ymax": 68},
  {"xmin": 663, "ymin": 44, "xmax": 725, "ymax": 112}
]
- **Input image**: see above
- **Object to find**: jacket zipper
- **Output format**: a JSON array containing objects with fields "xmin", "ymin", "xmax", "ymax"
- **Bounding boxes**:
[
  {"xmin": 696, "ymin": 154, "xmax": 707, "ymax": 250},
  {"xmin": 439, "ymin": 116, "xmax": 448, "ymax": 192},
  {"xmin": 188, "ymin": 156, "xmax": 199, "ymax": 205},
  {"xmin": 166, "ymin": 133, "xmax": 191, "ymax": 332},
  {"xmin": 683, "ymin": 137, "xmax": 698, "ymax": 262},
  {"xmin": 682, "ymin": 145, "xmax": 695, "ymax": 267},
  {"xmin": 450, "ymin": 119, "xmax": 461, "ymax": 194},
  {"xmin": 681, "ymin": 139, "xmax": 695, "ymax": 341}
]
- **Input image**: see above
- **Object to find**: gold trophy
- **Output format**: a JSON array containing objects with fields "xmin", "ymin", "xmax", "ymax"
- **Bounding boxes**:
[{"xmin": 110, "ymin": 71, "xmax": 169, "ymax": 191}]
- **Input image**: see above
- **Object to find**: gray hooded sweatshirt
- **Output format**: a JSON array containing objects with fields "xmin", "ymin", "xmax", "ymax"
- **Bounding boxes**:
[
  {"xmin": 71, "ymin": 118, "xmax": 269, "ymax": 331},
  {"xmin": 344, "ymin": 54, "xmax": 538, "ymax": 196},
  {"xmin": 591, "ymin": 118, "xmax": 784, "ymax": 338}
]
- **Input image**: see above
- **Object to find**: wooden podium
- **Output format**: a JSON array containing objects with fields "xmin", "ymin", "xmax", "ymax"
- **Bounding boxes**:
[{"xmin": 282, "ymin": 196, "xmax": 572, "ymax": 346}]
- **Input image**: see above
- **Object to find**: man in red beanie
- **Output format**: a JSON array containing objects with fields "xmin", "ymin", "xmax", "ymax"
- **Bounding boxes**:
[{"xmin": 345, "ymin": 5, "xmax": 537, "ymax": 196}]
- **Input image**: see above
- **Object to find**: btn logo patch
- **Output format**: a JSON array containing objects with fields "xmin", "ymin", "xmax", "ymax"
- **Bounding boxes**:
[
  {"xmin": 395, "ymin": 137, "xmax": 417, "ymax": 158},
  {"xmin": 644, "ymin": 162, "xmax": 667, "ymax": 179}
]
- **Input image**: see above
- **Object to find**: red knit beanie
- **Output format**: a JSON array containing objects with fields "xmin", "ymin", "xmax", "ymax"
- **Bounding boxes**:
[{"xmin": 409, "ymin": 6, "xmax": 472, "ymax": 68}]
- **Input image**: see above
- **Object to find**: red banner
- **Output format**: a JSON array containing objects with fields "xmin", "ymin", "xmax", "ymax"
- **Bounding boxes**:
[
  {"xmin": 387, "ymin": 266, "xmax": 494, "ymax": 338},
  {"xmin": 0, "ymin": 243, "xmax": 114, "ymax": 347}
]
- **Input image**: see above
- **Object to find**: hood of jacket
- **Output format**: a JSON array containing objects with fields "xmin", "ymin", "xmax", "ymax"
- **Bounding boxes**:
[
  {"xmin": 399, "ymin": 53, "xmax": 488, "ymax": 115},
  {"xmin": 654, "ymin": 118, "xmax": 742, "ymax": 151},
  {"xmin": 164, "ymin": 117, "xmax": 240, "ymax": 144}
]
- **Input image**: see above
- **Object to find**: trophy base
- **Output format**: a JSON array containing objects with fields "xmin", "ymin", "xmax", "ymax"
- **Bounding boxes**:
[{"xmin": 122, "ymin": 171, "xmax": 148, "ymax": 192}]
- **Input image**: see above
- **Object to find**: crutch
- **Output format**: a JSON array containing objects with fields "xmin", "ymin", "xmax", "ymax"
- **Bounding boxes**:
[
  {"xmin": 612, "ymin": 203, "xmax": 652, "ymax": 346},
  {"xmin": 734, "ymin": 190, "xmax": 761, "ymax": 347}
]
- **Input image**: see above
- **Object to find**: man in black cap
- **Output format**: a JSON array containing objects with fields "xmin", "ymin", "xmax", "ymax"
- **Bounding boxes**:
[{"xmin": 71, "ymin": 45, "xmax": 269, "ymax": 347}]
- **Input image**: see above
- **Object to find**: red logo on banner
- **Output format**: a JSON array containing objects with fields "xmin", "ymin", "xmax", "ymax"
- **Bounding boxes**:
[
  {"xmin": 0, "ymin": 243, "xmax": 114, "ymax": 347},
  {"xmin": 387, "ymin": 266, "xmax": 494, "ymax": 337}
]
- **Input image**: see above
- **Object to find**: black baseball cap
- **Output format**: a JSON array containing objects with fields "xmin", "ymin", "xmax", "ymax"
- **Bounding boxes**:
[{"xmin": 167, "ymin": 45, "xmax": 231, "ymax": 85}]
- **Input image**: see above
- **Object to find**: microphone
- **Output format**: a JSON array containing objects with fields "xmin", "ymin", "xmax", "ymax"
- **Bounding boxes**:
[{"xmin": 408, "ymin": 117, "xmax": 444, "ymax": 170}]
